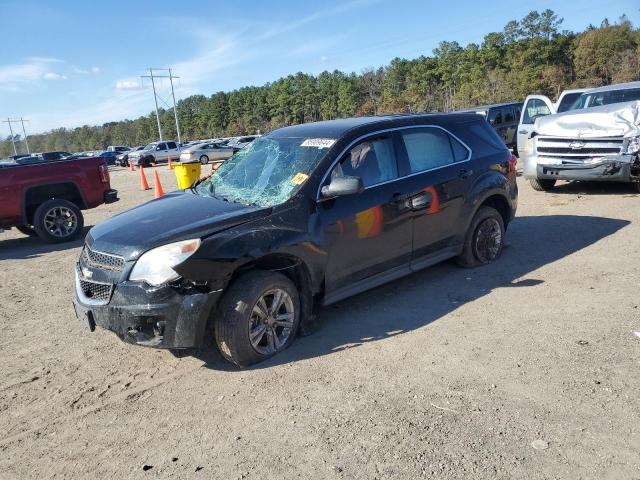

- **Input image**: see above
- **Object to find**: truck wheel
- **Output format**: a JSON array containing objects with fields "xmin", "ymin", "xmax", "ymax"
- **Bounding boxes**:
[
  {"xmin": 456, "ymin": 206, "xmax": 505, "ymax": 268},
  {"xmin": 33, "ymin": 199, "xmax": 84, "ymax": 243},
  {"xmin": 529, "ymin": 178, "xmax": 556, "ymax": 191},
  {"xmin": 199, "ymin": 155, "xmax": 209, "ymax": 165},
  {"xmin": 16, "ymin": 225, "xmax": 36, "ymax": 236},
  {"xmin": 214, "ymin": 270, "xmax": 300, "ymax": 367}
]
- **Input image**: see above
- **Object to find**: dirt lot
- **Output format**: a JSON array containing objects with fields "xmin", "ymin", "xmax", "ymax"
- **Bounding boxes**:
[{"xmin": 0, "ymin": 165, "xmax": 639, "ymax": 479}]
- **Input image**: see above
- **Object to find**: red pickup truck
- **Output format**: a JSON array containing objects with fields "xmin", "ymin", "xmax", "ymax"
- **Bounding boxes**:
[{"xmin": 0, "ymin": 156, "xmax": 118, "ymax": 243}]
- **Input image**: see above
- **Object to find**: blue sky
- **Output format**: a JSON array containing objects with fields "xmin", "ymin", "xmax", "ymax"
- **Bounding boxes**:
[{"xmin": 1, "ymin": 0, "xmax": 638, "ymax": 134}]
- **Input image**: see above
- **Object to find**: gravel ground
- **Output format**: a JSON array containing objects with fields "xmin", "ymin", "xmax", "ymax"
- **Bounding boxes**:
[{"xmin": 0, "ymin": 165, "xmax": 639, "ymax": 479}]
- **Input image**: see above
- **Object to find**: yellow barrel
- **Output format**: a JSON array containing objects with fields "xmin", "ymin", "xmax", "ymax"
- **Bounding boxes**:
[{"xmin": 173, "ymin": 162, "xmax": 201, "ymax": 189}]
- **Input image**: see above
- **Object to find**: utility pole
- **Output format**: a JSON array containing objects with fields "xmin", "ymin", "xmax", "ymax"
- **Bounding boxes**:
[
  {"xmin": 19, "ymin": 118, "xmax": 29, "ymax": 154},
  {"xmin": 2, "ymin": 118, "xmax": 18, "ymax": 155},
  {"xmin": 141, "ymin": 68, "xmax": 181, "ymax": 144}
]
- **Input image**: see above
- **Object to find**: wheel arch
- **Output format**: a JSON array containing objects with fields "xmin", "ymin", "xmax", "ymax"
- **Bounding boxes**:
[{"xmin": 22, "ymin": 182, "xmax": 87, "ymax": 225}]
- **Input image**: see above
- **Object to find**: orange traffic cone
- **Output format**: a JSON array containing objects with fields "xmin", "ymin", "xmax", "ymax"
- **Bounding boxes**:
[
  {"xmin": 153, "ymin": 171, "xmax": 165, "ymax": 198},
  {"xmin": 129, "ymin": 160, "xmax": 134, "ymax": 172},
  {"xmin": 139, "ymin": 165, "xmax": 150, "ymax": 190},
  {"xmin": 167, "ymin": 155, "xmax": 173, "ymax": 169}
]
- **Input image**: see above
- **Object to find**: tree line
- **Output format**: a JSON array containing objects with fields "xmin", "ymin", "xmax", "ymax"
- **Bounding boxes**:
[{"xmin": 2, "ymin": 10, "xmax": 639, "ymax": 157}]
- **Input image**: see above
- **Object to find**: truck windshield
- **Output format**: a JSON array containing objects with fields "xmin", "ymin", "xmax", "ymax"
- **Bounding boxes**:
[
  {"xmin": 574, "ymin": 88, "xmax": 640, "ymax": 109},
  {"xmin": 557, "ymin": 92, "xmax": 584, "ymax": 113},
  {"xmin": 194, "ymin": 136, "xmax": 333, "ymax": 207}
]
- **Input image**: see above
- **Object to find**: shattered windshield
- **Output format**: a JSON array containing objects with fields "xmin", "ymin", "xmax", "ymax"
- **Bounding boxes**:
[{"xmin": 194, "ymin": 136, "xmax": 334, "ymax": 207}]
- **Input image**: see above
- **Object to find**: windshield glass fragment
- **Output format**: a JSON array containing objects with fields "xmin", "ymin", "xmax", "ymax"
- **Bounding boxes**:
[{"xmin": 194, "ymin": 137, "xmax": 333, "ymax": 207}]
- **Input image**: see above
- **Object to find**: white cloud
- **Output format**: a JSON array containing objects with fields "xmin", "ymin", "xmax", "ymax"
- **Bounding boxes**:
[
  {"xmin": 91, "ymin": 67, "xmax": 100, "ymax": 73},
  {"xmin": 320, "ymin": 55, "xmax": 330, "ymax": 62},
  {"xmin": 43, "ymin": 72, "xmax": 68, "ymax": 80},
  {"xmin": 115, "ymin": 79, "xmax": 145, "ymax": 90}
]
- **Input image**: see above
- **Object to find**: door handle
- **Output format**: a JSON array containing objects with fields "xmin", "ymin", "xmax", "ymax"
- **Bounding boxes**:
[
  {"xmin": 459, "ymin": 168, "xmax": 473, "ymax": 179},
  {"xmin": 518, "ymin": 129, "xmax": 528, "ymax": 134},
  {"xmin": 410, "ymin": 192, "xmax": 432, "ymax": 210}
]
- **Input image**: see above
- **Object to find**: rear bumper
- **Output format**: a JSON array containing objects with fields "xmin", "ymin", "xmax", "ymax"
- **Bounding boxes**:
[
  {"xmin": 524, "ymin": 153, "xmax": 639, "ymax": 182},
  {"xmin": 73, "ymin": 269, "xmax": 222, "ymax": 349},
  {"xmin": 104, "ymin": 189, "xmax": 118, "ymax": 204}
]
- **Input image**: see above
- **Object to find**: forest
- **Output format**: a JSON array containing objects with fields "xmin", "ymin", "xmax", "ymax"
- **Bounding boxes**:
[{"xmin": 1, "ymin": 10, "xmax": 639, "ymax": 156}]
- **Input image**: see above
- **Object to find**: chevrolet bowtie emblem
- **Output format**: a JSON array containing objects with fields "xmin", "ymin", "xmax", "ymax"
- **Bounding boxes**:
[{"xmin": 569, "ymin": 141, "xmax": 586, "ymax": 150}]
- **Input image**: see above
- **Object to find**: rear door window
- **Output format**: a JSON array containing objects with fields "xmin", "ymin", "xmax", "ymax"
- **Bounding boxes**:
[
  {"xmin": 488, "ymin": 109, "xmax": 502, "ymax": 125},
  {"xmin": 400, "ymin": 128, "xmax": 466, "ymax": 174},
  {"xmin": 331, "ymin": 136, "xmax": 398, "ymax": 188},
  {"xmin": 504, "ymin": 108, "xmax": 515, "ymax": 123},
  {"xmin": 167, "ymin": 142, "xmax": 177, "ymax": 149}
]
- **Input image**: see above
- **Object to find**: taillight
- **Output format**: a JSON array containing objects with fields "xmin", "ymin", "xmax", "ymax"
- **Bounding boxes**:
[{"xmin": 98, "ymin": 164, "xmax": 109, "ymax": 183}]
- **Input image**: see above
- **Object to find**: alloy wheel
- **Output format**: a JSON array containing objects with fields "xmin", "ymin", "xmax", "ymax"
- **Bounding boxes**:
[
  {"xmin": 248, "ymin": 288, "xmax": 295, "ymax": 355},
  {"xmin": 43, "ymin": 206, "xmax": 78, "ymax": 238},
  {"xmin": 474, "ymin": 217, "xmax": 502, "ymax": 263}
]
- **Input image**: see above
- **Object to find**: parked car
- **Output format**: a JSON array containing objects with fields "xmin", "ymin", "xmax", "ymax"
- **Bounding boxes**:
[
  {"xmin": 107, "ymin": 145, "xmax": 130, "ymax": 153},
  {"xmin": 115, "ymin": 146, "xmax": 145, "ymax": 166},
  {"xmin": 95, "ymin": 150, "xmax": 119, "ymax": 165},
  {"xmin": 519, "ymin": 81, "xmax": 640, "ymax": 192},
  {"xmin": 179, "ymin": 141, "xmax": 235, "ymax": 164},
  {"xmin": 128, "ymin": 141, "xmax": 181, "ymax": 167},
  {"xmin": 227, "ymin": 135, "xmax": 261, "ymax": 152},
  {"xmin": 459, "ymin": 102, "xmax": 522, "ymax": 154},
  {"xmin": 73, "ymin": 113, "xmax": 517, "ymax": 366},
  {"xmin": 0, "ymin": 156, "xmax": 117, "ymax": 243}
]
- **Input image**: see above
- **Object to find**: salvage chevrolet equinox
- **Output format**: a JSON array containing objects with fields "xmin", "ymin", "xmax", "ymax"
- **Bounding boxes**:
[{"xmin": 73, "ymin": 114, "xmax": 518, "ymax": 366}]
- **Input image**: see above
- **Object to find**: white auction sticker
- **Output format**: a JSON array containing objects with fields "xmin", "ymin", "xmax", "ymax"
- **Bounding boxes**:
[{"xmin": 301, "ymin": 138, "xmax": 336, "ymax": 148}]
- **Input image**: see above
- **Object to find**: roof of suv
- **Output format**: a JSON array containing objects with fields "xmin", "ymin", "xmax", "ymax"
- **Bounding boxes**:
[
  {"xmin": 458, "ymin": 102, "xmax": 522, "ymax": 113},
  {"xmin": 268, "ymin": 112, "xmax": 480, "ymax": 139},
  {"xmin": 583, "ymin": 81, "xmax": 640, "ymax": 94}
]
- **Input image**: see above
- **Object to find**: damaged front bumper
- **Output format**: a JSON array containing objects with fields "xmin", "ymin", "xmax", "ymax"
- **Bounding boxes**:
[
  {"xmin": 524, "ymin": 153, "xmax": 640, "ymax": 183},
  {"xmin": 73, "ymin": 268, "xmax": 222, "ymax": 349}
]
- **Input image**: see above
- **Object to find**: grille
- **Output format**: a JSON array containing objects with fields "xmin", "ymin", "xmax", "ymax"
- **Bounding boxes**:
[
  {"xmin": 81, "ymin": 245, "xmax": 125, "ymax": 272},
  {"xmin": 76, "ymin": 266, "xmax": 113, "ymax": 302},
  {"xmin": 536, "ymin": 137, "xmax": 624, "ymax": 163}
]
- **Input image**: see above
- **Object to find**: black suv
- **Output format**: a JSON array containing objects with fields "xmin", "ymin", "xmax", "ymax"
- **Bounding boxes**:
[{"xmin": 73, "ymin": 114, "xmax": 518, "ymax": 366}]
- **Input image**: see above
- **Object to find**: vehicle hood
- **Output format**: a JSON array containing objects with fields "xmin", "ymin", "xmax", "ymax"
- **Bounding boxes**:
[
  {"xmin": 87, "ymin": 190, "xmax": 272, "ymax": 260},
  {"xmin": 535, "ymin": 100, "xmax": 640, "ymax": 138}
]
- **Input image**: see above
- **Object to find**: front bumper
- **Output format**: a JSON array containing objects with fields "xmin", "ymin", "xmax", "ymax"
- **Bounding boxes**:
[
  {"xmin": 524, "ymin": 153, "xmax": 638, "ymax": 182},
  {"xmin": 73, "ymin": 268, "xmax": 222, "ymax": 349}
]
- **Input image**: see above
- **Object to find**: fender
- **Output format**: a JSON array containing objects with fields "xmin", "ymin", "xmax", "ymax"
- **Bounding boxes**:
[
  {"xmin": 21, "ymin": 181, "xmax": 88, "ymax": 225},
  {"xmin": 461, "ymin": 169, "xmax": 516, "ymax": 234}
]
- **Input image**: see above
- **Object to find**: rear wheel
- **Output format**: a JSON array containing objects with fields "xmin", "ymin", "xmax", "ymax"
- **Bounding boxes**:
[
  {"xmin": 33, "ymin": 199, "xmax": 84, "ymax": 243},
  {"xmin": 457, "ymin": 206, "xmax": 505, "ymax": 268},
  {"xmin": 199, "ymin": 155, "xmax": 209, "ymax": 165},
  {"xmin": 529, "ymin": 178, "xmax": 556, "ymax": 191},
  {"xmin": 214, "ymin": 270, "xmax": 300, "ymax": 367}
]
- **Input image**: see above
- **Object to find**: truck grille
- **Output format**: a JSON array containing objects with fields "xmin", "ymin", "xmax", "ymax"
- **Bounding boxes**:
[
  {"xmin": 536, "ymin": 137, "xmax": 624, "ymax": 162},
  {"xmin": 81, "ymin": 245, "xmax": 125, "ymax": 272},
  {"xmin": 76, "ymin": 266, "xmax": 113, "ymax": 303}
]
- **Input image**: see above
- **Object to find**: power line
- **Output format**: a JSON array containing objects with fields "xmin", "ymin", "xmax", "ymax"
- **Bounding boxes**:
[{"xmin": 140, "ymin": 68, "xmax": 182, "ymax": 144}]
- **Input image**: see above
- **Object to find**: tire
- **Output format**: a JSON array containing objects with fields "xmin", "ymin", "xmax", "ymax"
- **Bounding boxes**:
[
  {"xmin": 199, "ymin": 155, "xmax": 209, "ymax": 165},
  {"xmin": 632, "ymin": 182, "xmax": 640, "ymax": 193},
  {"xmin": 33, "ymin": 199, "xmax": 84, "ymax": 244},
  {"xmin": 456, "ymin": 206, "xmax": 505, "ymax": 268},
  {"xmin": 214, "ymin": 270, "xmax": 301, "ymax": 367},
  {"xmin": 15, "ymin": 225, "xmax": 36, "ymax": 236},
  {"xmin": 529, "ymin": 178, "xmax": 556, "ymax": 191}
]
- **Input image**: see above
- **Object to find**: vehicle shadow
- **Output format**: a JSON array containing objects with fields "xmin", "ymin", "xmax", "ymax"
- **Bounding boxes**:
[
  {"xmin": 0, "ymin": 227, "xmax": 90, "ymax": 260},
  {"xmin": 546, "ymin": 181, "xmax": 639, "ymax": 196},
  {"xmin": 193, "ymin": 214, "xmax": 629, "ymax": 370}
]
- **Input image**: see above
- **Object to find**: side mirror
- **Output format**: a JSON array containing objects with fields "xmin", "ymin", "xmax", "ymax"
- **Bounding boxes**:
[{"xmin": 321, "ymin": 176, "xmax": 364, "ymax": 199}]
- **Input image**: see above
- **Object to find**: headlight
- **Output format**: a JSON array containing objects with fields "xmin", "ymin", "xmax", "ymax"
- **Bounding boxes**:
[
  {"xmin": 129, "ymin": 239, "xmax": 201, "ymax": 286},
  {"xmin": 625, "ymin": 136, "xmax": 640, "ymax": 155}
]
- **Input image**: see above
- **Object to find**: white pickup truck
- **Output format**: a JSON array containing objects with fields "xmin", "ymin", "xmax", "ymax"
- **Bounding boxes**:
[
  {"xmin": 128, "ymin": 141, "xmax": 182, "ymax": 167},
  {"xmin": 518, "ymin": 81, "xmax": 640, "ymax": 192}
]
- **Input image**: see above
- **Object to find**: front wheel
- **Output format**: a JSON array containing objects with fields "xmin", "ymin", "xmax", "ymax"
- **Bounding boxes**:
[
  {"xmin": 33, "ymin": 199, "xmax": 84, "ymax": 243},
  {"xmin": 456, "ymin": 206, "xmax": 505, "ymax": 268},
  {"xmin": 214, "ymin": 270, "xmax": 300, "ymax": 367},
  {"xmin": 199, "ymin": 155, "xmax": 209, "ymax": 165},
  {"xmin": 529, "ymin": 178, "xmax": 556, "ymax": 191}
]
